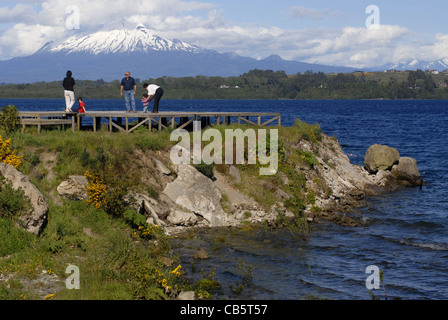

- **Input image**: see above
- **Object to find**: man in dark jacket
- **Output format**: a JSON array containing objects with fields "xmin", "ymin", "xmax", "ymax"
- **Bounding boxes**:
[{"xmin": 120, "ymin": 71, "xmax": 137, "ymax": 112}]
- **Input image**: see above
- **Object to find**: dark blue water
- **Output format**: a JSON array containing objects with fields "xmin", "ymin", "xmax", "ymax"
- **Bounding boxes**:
[{"xmin": 2, "ymin": 98, "xmax": 448, "ymax": 300}]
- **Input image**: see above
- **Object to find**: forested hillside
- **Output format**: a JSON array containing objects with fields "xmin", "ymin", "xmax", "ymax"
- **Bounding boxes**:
[{"xmin": 1, "ymin": 69, "xmax": 448, "ymax": 100}]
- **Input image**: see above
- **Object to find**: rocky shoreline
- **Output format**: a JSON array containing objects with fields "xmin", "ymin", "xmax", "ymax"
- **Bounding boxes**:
[{"xmin": 3, "ymin": 131, "xmax": 422, "ymax": 237}]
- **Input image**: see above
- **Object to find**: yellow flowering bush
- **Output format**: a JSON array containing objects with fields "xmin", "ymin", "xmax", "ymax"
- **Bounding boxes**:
[
  {"xmin": 85, "ymin": 170, "xmax": 107, "ymax": 210},
  {"xmin": 147, "ymin": 264, "xmax": 183, "ymax": 291},
  {"xmin": 0, "ymin": 135, "xmax": 22, "ymax": 169},
  {"xmin": 131, "ymin": 224, "xmax": 164, "ymax": 240},
  {"xmin": 171, "ymin": 265, "xmax": 182, "ymax": 277}
]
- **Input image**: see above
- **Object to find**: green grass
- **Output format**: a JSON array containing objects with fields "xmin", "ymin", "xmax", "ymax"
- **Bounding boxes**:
[
  {"xmin": 0, "ymin": 219, "xmax": 35, "ymax": 257},
  {"xmin": 0, "ymin": 198, "xmax": 188, "ymax": 300},
  {"xmin": 0, "ymin": 117, "xmax": 331, "ymax": 299},
  {"xmin": 11, "ymin": 129, "xmax": 174, "ymax": 181},
  {"xmin": 0, "ymin": 128, "xmax": 193, "ymax": 300},
  {"xmin": 279, "ymin": 119, "xmax": 322, "ymax": 144}
]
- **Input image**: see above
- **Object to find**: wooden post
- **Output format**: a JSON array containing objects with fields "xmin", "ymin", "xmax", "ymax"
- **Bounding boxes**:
[
  {"xmin": 93, "ymin": 116, "xmax": 96, "ymax": 132},
  {"xmin": 193, "ymin": 116, "xmax": 200, "ymax": 133},
  {"xmin": 171, "ymin": 117, "xmax": 175, "ymax": 129}
]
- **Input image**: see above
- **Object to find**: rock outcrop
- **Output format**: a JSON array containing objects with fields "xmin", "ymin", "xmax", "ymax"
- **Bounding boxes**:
[
  {"xmin": 293, "ymin": 135, "xmax": 384, "ymax": 225},
  {"xmin": 57, "ymin": 175, "xmax": 88, "ymax": 200},
  {"xmin": 131, "ymin": 136, "xmax": 423, "ymax": 231},
  {"xmin": 364, "ymin": 144, "xmax": 400, "ymax": 174},
  {"xmin": 364, "ymin": 150, "xmax": 421, "ymax": 188},
  {"xmin": 17, "ymin": 132, "xmax": 422, "ymax": 236},
  {"xmin": 0, "ymin": 163, "xmax": 48, "ymax": 235},
  {"xmin": 163, "ymin": 164, "xmax": 228, "ymax": 227},
  {"xmin": 391, "ymin": 157, "xmax": 422, "ymax": 187}
]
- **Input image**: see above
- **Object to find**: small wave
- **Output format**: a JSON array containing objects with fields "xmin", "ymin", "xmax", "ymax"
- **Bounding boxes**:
[
  {"xmin": 379, "ymin": 217, "xmax": 445, "ymax": 231},
  {"xmin": 399, "ymin": 239, "xmax": 448, "ymax": 251},
  {"xmin": 372, "ymin": 234, "xmax": 448, "ymax": 251}
]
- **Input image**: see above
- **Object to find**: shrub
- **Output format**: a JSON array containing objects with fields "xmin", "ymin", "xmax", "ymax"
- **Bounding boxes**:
[
  {"xmin": 85, "ymin": 170, "xmax": 131, "ymax": 218},
  {"xmin": 0, "ymin": 105, "xmax": 20, "ymax": 134},
  {"xmin": 123, "ymin": 209, "xmax": 147, "ymax": 229},
  {"xmin": 0, "ymin": 135, "xmax": 23, "ymax": 169},
  {"xmin": 131, "ymin": 224, "xmax": 164, "ymax": 240},
  {"xmin": 194, "ymin": 162, "xmax": 215, "ymax": 179},
  {"xmin": 85, "ymin": 170, "xmax": 107, "ymax": 210}
]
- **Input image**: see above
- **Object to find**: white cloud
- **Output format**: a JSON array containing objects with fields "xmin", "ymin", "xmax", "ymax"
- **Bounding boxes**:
[
  {"xmin": 0, "ymin": 4, "xmax": 36, "ymax": 23},
  {"xmin": 0, "ymin": 23, "xmax": 65, "ymax": 59},
  {"xmin": 417, "ymin": 33, "xmax": 448, "ymax": 62},
  {"xmin": 295, "ymin": 25, "xmax": 411, "ymax": 67},
  {"xmin": 0, "ymin": 0, "xmax": 447, "ymax": 68},
  {"xmin": 0, "ymin": 0, "xmax": 217, "ymax": 59}
]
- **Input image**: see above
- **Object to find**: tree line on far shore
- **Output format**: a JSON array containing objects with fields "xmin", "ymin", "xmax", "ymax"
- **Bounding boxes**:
[{"xmin": 1, "ymin": 69, "xmax": 448, "ymax": 100}]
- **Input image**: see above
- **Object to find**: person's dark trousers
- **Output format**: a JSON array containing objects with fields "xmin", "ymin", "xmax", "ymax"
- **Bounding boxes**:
[{"xmin": 152, "ymin": 88, "xmax": 164, "ymax": 113}]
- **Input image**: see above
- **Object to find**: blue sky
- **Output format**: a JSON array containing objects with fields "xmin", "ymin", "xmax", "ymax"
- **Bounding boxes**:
[
  {"xmin": 0, "ymin": 0, "xmax": 447, "ymax": 67},
  {"xmin": 206, "ymin": 0, "xmax": 447, "ymax": 34}
]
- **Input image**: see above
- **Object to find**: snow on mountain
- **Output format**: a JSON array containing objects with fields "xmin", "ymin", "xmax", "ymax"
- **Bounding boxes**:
[
  {"xmin": 0, "ymin": 24, "xmax": 356, "ymax": 83},
  {"xmin": 37, "ymin": 24, "xmax": 204, "ymax": 55},
  {"xmin": 372, "ymin": 59, "xmax": 448, "ymax": 71}
]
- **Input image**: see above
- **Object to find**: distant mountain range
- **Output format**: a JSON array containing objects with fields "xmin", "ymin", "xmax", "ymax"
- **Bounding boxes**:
[
  {"xmin": 1, "ymin": 24, "xmax": 447, "ymax": 84},
  {"xmin": 0, "ymin": 24, "xmax": 357, "ymax": 83},
  {"xmin": 368, "ymin": 59, "xmax": 448, "ymax": 72}
]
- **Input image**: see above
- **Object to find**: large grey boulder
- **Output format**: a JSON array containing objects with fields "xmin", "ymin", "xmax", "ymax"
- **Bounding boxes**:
[
  {"xmin": 163, "ymin": 164, "xmax": 227, "ymax": 227},
  {"xmin": 167, "ymin": 209, "xmax": 199, "ymax": 227},
  {"xmin": 364, "ymin": 144, "xmax": 400, "ymax": 174},
  {"xmin": 57, "ymin": 175, "xmax": 88, "ymax": 200},
  {"xmin": 0, "ymin": 163, "xmax": 48, "ymax": 235},
  {"xmin": 391, "ymin": 157, "xmax": 421, "ymax": 187}
]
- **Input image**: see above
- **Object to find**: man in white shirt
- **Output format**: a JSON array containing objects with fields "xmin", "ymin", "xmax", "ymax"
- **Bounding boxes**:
[{"xmin": 143, "ymin": 83, "xmax": 164, "ymax": 113}]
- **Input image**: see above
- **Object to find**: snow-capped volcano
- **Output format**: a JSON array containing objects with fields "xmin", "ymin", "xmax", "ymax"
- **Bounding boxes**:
[
  {"xmin": 0, "ymin": 24, "xmax": 356, "ymax": 83},
  {"xmin": 37, "ymin": 24, "xmax": 204, "ymax": 55}
]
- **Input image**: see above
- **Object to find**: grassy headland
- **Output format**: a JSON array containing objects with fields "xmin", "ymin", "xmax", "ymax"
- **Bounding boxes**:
[{"xmin": 0, "ymin": 106, "xmax": 358, "ymax": 300}]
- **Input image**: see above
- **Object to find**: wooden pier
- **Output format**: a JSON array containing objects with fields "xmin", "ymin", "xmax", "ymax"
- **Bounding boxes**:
[
  {"xmin": 18, "ymin": 111, "xmax": 281, "ymax": 133},
  {"xmin": 19, "ymin": 111, "xmax": 77, "ymax": 133}
]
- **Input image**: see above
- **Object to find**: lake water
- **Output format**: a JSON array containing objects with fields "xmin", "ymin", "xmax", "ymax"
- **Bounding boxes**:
[{"xmin": 2, "ymin": 98, "xmax": 448, "ymax": 300}]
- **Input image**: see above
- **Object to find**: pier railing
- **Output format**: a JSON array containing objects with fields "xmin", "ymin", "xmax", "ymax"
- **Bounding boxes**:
[{"xmin": 18, "ymin": 111, "xmax": 281, "ymax": 133}]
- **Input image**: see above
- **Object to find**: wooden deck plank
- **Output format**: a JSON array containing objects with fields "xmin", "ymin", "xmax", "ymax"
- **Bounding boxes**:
[{"xmin": 21, "ymin": 119, "xmax": 73, "ymax": 125}]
